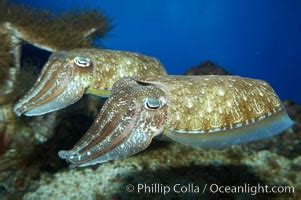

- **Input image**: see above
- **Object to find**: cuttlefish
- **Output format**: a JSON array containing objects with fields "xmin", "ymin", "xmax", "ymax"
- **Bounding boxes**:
[
  {"xmin": 13, "ymin": 49, "xmax": 166, "ymax": 116},
  {"xmin": 58, "ymin": 75, "xmax": 294, "ymax": 167}
]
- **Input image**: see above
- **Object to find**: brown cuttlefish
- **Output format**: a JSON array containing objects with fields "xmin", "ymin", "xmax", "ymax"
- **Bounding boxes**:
[
  {"xmin": 58, "ymin": 75, "xmax": 294, "ymax": 167},
  {"xmin": 13, "ymin": 49, "xmax": 166, "ymax": 116}
]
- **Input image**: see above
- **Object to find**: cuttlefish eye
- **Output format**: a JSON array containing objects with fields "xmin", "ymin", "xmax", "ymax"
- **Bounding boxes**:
[
  {"xmin": 143, "ymin": 97, "xmax": 165, "ymax": 110},
  {"xmin": 74, "ymin": 57, "xmax": 92, "ymax": 67}
]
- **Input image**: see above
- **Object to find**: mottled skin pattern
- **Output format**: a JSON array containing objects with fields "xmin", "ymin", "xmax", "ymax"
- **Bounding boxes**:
[
  {"xmin": 140, "ymin": 75, "xmax": 282, "ymax": 132},
  {"xmin": 13, "ymin": 48, "xmax": 166, "ymax": 116},
  {"xmin": 59, "ymin": 76, "xmax": 294, "ymax": 167}
]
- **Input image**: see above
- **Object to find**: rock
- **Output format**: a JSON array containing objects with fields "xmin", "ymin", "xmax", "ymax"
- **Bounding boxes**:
[
  {"xmin": 1, "ymin": 60, "xmax": 300, "ymax": 199},
  {"xmin": 185, "ymin": 61, "xmax": 230, "ymax": 75},
  {"xmin": 24, "ymin": 142, "xmax": 300, "ymax": 199},
  {"xmin": 18, "ymin": 99, "xmax": 301, "ymax": 199}
]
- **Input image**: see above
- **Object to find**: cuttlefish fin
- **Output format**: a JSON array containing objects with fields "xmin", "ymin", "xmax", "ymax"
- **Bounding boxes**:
[
  {"xmin": 86, "ymin": 88, "xmax": 112, "ymax": 97},
  {"xmin": 166, "ymin": 109, "xmax": 294, "ymax": 149}
]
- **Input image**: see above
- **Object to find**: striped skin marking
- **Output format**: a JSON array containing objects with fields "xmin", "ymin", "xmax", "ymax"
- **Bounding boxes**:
[
  {"xmin": 13, "ymin": 48, "xmax": 166, "ymax": 116},
  {"xmin": 58, "ymin": 75, "xmax": 294, "ymax": 167}
]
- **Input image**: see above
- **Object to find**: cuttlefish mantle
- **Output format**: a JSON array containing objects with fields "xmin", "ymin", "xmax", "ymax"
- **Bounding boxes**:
[
  {"xmin": 13, "ymin": 48, "xmax": 166, "ymax": 116},
  {"xmin": 58, "ymin": 75, "xmax": 294, "ymax": 167}
]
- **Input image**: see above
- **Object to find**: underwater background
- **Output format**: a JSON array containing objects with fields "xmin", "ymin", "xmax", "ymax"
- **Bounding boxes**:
[
  {"xmin": 0, "ymin": 0, "xmax": 300, "ymax": 199},
  {"xmin": 13, "ymin": 0, "xmax": 301, "ymax": 103}
]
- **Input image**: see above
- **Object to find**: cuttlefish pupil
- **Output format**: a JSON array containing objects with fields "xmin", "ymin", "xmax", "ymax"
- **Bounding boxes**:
[
  {"xmin": 59, "ymin": 75, "xmax": 294, "ymax": 168},
  {"xmin": 143, "ymin": 97, "xmax": 165, "ymax": 110},
  {"xmin": 74, "ymin": 56, "xmax": 91, "ymax": 68}
]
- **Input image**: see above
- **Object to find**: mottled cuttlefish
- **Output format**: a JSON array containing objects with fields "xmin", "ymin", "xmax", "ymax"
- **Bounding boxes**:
[
  {"xmin": 58, "ymin": 75, "xmax": 294, "ymax": 167},
  {"xmin": 13, "ymin": 48, "xmax": 166, "ymax": 116}
]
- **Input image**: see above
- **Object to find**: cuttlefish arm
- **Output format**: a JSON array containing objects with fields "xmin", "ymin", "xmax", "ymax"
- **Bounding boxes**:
[
  {"xmin": 13, "ymin": 48, "xmax": 166, "ymax": 116},
  {"xmin": 59, "ymin": 78, "xmax": 168, "ymax": 167},
  {"xmin": 13, "ymin": 51, "xmax": 88, "ymax": 116},
  {"xmin": 58, "ymin": 76, "xmax": 294, "ymax": 167}
]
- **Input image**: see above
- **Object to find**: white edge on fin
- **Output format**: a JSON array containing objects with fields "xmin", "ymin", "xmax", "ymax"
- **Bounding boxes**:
[{"xmin": 165, "ymin": 110, "xmax": 294, "ymax": 149}]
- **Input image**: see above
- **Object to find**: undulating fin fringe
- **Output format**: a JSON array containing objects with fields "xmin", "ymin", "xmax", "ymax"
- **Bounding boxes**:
[{"xmin": 166, "ymin": 109, "xmax": 294, "ymax": 148}]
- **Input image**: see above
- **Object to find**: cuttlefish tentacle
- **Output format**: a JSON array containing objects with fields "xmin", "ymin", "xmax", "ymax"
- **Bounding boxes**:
[
  {"xmin": 59, "ymin": 75, "xmax": 294, "ymax": 167},
  {"xmin": 13, "ymin": 49, "xmax": 166, "ymax": 116}
]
